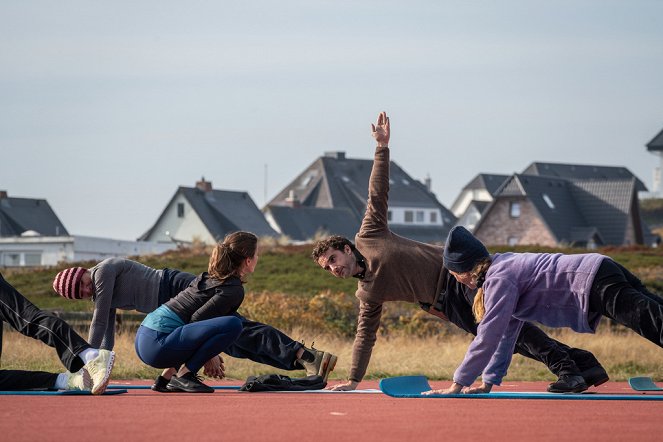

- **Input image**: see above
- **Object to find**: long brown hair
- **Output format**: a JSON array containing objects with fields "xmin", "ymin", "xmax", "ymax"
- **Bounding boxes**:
[
  {"xmin": 471, "ymin": 257, "xmax": 493, "ymax": 322},
  {"xmin": 208, "ymin": 231, "xmax": 258, "ymax": 283}
]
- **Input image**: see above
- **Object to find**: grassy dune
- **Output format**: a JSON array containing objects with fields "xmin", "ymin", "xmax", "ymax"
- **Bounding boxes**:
[{"xmin": 3, "ymin": 326, "xmax": 662, "ymax": 383}]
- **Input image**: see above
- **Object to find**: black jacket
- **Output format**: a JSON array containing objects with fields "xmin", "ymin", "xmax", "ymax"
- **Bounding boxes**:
[{"xmin": 165, "ymin": 272, "xmax": 244, "ymax": 323}]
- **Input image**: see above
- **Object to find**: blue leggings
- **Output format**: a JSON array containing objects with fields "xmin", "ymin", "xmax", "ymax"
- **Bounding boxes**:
[{"xmin": 135, "ymin": 316, "xmax": 242, "ymax": 373}]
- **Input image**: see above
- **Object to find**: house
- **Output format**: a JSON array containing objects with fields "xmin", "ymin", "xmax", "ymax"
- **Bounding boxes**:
[
  {"xmin": 265, "ymin": 151, "xmax": 456, "ymax": 243},
  {"xmin": 139, "ymin": 178, "xmax": 277, "ymax": 245},
  {"xmin": 450, "ymin": 174, "xmax": 510, "ymax": 231},
  {"xmin": 0, "ymin": 190, "xmax": 68, "ymax": 238},
  {"xmin": 0, "ymin": 190, "xmax": 175, "ymax": 266},
  {"xmin": 473, "ymin": 171, "xmax": 650, "ymax": 248}
]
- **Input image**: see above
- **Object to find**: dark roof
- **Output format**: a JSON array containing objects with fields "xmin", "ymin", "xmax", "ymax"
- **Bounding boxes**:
[
  {"xmin": 140, "ymin": 187, "xmax": 276, "ymax": 241},
  {"xmin": 647, "ymin": 127, "xmax": 663, "ymax": 152},
  {"xmin": 266, "ymin": 152, "xmax": 456, "ymax": 243},
  {"xmin": 265, "ymin": 205, "xmax": 359, "ymax": 241},
  {"xmin": 462, "ymin": 174, "xmax": 510, "ymax": 196},
  {"xmin": 568, "ymin": 178, "xmax": 638, "ymax": 245},
  {"xmin": 0, "ymin": 196, "xmax": 69, "ymax": 237},
  {"xmin": 483, "ymin": 174, "xmax": 641, "ymax": 246},
  {"xmin": 522, "ymin": 162, "xmax": 647, "ymax": 192}
]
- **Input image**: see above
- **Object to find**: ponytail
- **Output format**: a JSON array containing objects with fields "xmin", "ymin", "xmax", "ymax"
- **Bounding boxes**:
[
  {"xmin": 470, "ymin": 258, "xmax": 492, "ymax": 323},
  {"xmin": 208, "ymin": 231, "xmax": 258, "ymax": 283}
]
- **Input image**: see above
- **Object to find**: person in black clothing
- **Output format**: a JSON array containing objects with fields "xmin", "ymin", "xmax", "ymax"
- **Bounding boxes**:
[
  {"xmin": 0, "ymin": 273, "xmax": 114, "ymax": 393},
  {"xmin": 135, "ymin": 231, "xmax": 256, "ymax": 393}
]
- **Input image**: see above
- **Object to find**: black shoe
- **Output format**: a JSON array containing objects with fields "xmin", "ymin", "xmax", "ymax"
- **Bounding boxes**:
[
  {"xmin": 166, "ymin": 373, "xmax": 214, "ymax": 393},
  {"xmin": 581, "ymin": 365, "xmax": 610, "ymax": 387},
  {"xmin": 547, "ymin": 374, "xmax": 588, "ymax": 393},
  {"xmin": 151, "ymin": 375, "xmax": 172, "ymax": 393}
]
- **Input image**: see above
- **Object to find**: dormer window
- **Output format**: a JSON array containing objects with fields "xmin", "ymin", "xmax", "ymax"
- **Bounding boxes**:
[{"xmin": 542, "ymin": 194, "xmax": 555, "ymax": 209}]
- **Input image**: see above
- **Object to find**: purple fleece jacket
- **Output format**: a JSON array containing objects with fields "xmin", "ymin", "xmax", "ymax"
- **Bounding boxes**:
[{"xmin": 453, "ymin": 252, "xmax": 606, "ymax": 387}]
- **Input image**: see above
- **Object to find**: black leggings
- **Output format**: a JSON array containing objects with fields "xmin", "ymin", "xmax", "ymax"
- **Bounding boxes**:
[
  {"xmin": 0, "ymin": 272, "xmax": 91, "ymax": 390},
  {"xmin": 589, "ymin": 258, "xmax": 663, "ymax": 347}
]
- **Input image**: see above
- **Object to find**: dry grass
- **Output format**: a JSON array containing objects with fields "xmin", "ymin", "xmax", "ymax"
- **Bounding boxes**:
[{"xmin": 2, "ymin": 326, "xmax": 662, "ymax": 383}]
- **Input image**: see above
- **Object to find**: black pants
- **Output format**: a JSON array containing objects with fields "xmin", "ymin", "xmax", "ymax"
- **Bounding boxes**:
[
  {"xmin": 589, "ymin": 258, "xmax": 663, "ymax": 347},
  {"xmin": 434, "ymin": 273, "xmax": 600, "ymax": 377},
  {"xmin": 0, "ymin": 273, "xmax": 90, "ymax": 390},
  {"xmin": 161, "ymin": 270, "xmax": 303, "ymax": 370}
]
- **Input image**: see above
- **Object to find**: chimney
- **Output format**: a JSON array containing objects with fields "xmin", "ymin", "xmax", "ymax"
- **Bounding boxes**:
[
  {"xmin": 324, "ymin": 151, "xmax": 346, "ymax": 160},
  {"xmin": 0, "ymin": 190, "xmax": 7, "ymax": 199},
  {"xmin": 196, "ymin": 177, "xmax": 212, "ymax": 192},
  {"xmin": 424, "ymin": 174, "xmax": 432, "ymax": 192},
  {"xmin": 285, "ymin": 189, "xmax": 300, "ymax": 208}
]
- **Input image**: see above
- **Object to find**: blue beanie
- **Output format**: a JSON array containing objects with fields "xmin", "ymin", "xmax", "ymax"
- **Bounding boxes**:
[{"xmin": 443, "ymin": 226, "xmax": 489, "ymax": 273}]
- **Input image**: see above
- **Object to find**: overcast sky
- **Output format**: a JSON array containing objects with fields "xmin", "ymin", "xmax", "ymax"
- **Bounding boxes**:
[{"xmin": 2, "ymin": 1, "xmax": 662, "ymax": 240}]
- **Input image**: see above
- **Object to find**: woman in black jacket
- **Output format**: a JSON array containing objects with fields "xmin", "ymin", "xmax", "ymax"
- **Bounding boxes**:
[{"xmin": 135, "ymin": 231, "xmax": 257, "ymax": 393}]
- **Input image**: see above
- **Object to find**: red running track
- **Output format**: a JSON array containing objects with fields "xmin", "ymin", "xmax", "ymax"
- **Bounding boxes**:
[{"xmin": 3, "ymin": 380, "xmax": 662, "ymax": 442}]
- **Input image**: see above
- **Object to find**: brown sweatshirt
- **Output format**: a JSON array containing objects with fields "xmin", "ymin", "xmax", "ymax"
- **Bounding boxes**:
[{"xmin": 350, "ymin": 145, "xmax": 446, "ymax": 382}]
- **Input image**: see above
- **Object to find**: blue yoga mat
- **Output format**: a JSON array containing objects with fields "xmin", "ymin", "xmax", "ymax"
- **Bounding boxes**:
[
  {"xmin": 0, "ymin": 389, "xmax": 128, "ymax": 396},
  {"xmin": 379, "ymin": 376, "xmax": 663, "ymax": 401}
]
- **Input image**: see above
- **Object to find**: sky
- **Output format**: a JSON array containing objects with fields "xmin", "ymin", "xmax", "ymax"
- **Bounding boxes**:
[{"xmin": 2, "ymin": 1, "xmax": 662, "ymax": 241}]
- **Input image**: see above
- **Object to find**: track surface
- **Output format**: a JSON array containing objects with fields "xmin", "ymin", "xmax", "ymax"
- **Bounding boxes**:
[{"xmin": 3, "ymin": 380, "xmax": 662, "ymax": 441}]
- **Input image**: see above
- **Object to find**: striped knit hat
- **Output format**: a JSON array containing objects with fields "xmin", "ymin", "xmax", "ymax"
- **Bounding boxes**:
[{"xmin": 53, "ymin": 267, "xmax": 87, "ymax": 299}]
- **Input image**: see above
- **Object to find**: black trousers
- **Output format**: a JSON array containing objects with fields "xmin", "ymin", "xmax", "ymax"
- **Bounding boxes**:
[
  {"xmin": 434, "ymin": 273, "xmax": 600, "ymax": 377},
  {"xmin": 161, "ymin": 270, "xmax": 303, "ymax": 370},
  {"xmin": 0, "ymin": 273, "xmax": 90, "ymax": 390},
  {"xmin": 589, "ymin": 258, "xmax": 663, "ymax": 347}
]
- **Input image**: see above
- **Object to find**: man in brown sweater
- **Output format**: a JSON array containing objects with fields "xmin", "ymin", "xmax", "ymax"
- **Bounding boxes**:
[{"xmin": 311, "ymin": 112, "xmax": 608, "ymax": 393}]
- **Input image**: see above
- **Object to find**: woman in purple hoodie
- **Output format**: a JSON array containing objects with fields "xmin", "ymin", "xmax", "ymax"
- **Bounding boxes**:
[{"xmin": 425, "ymin": 226, "xmax": 662, "ymax": 395}]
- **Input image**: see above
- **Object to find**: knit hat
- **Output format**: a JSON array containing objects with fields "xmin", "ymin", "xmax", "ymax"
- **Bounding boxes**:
[
  {"xmin": 53, "ymin": 267, "xmax": 87, "ymax": 299},
  {"xmin": 443, "ymin": 226, "xmax": 489, "ymax": 273}
]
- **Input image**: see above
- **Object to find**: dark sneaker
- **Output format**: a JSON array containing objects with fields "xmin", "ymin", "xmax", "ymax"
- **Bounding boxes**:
[
  {"xmin": 547, "ymin": 374, "xmax": 588, "ymax": 393},
  {"xmin": 581, "ymin": 365, "xmax": 610, "ymax": 387},
  {"xmin": 151, "ymin": 375, "xmax": 172, "ymax": 393},
  {"xmin": 167, "ymin": 373, "xmax": 214, "ymax": 393},
  {"xmin": 297, "ymin": 347, "xmax": 338, "ymax": 382}
]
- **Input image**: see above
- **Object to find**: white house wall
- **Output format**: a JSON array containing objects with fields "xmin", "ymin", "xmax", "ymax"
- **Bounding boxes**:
[
  {"xmin": 0, "ymin": 236, "xmax": 176, "ymax": 267},
  {"xmin": 388, "ymin": 207, "xmax": 445, "ymax": 226},
  {"xmin": 144, "ymin": 193, "xmax": 215, "ymax": 245}
]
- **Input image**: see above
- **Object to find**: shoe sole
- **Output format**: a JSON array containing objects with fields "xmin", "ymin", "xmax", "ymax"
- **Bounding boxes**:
[
  {"xmin": 90, "ymin": 351, "xmax": 115, "ymax": 395},
  {"xmin": 319, "ymin": 354, "xmax": 338, "ymax": 383}
]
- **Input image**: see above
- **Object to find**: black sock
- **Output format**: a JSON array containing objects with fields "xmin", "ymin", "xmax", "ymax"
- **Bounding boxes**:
[{"xmin": 301, "ymin": 349, "xmax": 315, "ymax": 362}]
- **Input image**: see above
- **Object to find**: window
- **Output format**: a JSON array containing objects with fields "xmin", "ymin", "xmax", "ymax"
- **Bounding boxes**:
[
  {"xmin": 3, "ymin": 253, "xmax": 20, "ymax": 266},
  {"xmin": 542, "ymin": 194, "xmax": 555, "ymax": 209},
  {"xmin": 509, "ymin": 202, "xmax": 521, "ymax": 218},
  {"xmin": 430, "ymin": 211, "xmax": 437, "ymax": 223},
  {"xmin": 387, "ymin": 210, "xmax": 392, "ymax": 222},
  {"xmin": 508, "ymin": 237, "xmax": 519, "ymax": 246},
  {"xmin": 24, "ymin": 253, "xmax": 42, "ymax": 266},
  {"xmin": 416, "ymin": 211, "xmax": 424, "ymax": 222},
  {"xmin": 177, "ymin": 203, "xmax": 185, "ymax": 218},
  {"xmin": 404, "ymin": 211, "xmax": 414, "ymax": 223}
]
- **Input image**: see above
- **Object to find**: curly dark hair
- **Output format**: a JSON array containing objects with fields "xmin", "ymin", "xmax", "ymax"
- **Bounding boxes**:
[{"xmin": 311, "ymin": 235, "xmax": 355, "ymax": 262}]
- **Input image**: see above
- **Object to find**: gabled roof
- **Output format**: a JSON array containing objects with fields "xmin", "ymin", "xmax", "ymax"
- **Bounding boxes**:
[
  {"xmin": 522, "ymin": 162, "xmax": 647, "ymax": 192},
  {"xmin": 181, "ymin": 187, "xmax": 276, "ymax": 237},
  {"xmin": 267, "ymin": 152, "xmax": 455, "ymax": 222},
  {"xmin": 647, "ymin": 127, "xmax": 663, "ymax": 152},
  {"xmin": 0, "ymin": 195, "xmax": 68, "ymax": 237},
  {"xmin": 461, "ymin": 174, "xmax": 510, "ymax": 195},
  {"xmin": 265, "ymin": 205, "xmax": 359, "ymax": 241}
]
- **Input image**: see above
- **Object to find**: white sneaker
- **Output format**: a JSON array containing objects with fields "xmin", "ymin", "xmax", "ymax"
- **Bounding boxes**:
[
  {"xmin": 83, "ymin": 349, "xmax": 115, "ymax": 395},
  {"xmin": 65, "ymin": 369, "xmax": 92, "ymax": 391}
]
